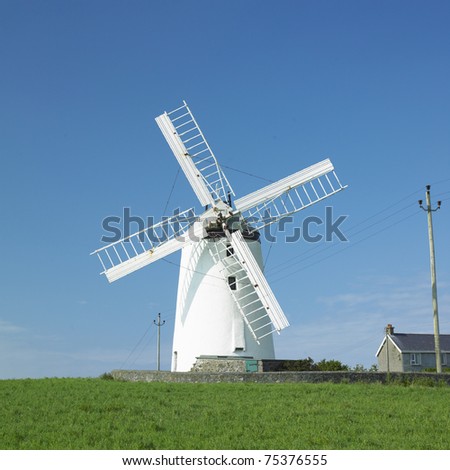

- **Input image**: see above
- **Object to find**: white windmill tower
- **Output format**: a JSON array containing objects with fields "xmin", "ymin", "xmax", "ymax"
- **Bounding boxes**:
[{"xmin": 92, "ymin": 101, "xmax": 347, "ymax": 372}]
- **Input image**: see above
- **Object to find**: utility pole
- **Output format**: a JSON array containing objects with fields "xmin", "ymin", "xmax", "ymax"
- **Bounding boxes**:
[
  {"xmin": 153, "ymin": 313, "xmax": 165, "ymax": 371},
  {"xmin": 419, "ymin": 185, "xmax": 442, "ymax": 373},
  {"xmin": 385, "ymin": 326, "xmax": 390, "ymax": 377}
]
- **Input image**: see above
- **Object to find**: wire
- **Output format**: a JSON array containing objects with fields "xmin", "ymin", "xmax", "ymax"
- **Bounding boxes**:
[
  {"xmin": 348, "ymin": 202, "xmax": 418, "ymax": 238},
  {"xmin": 343, "ymin": 189, "xmax": 422, "ymax": 235},
  {"xmin": 119, "ymin": 323, "xmax": 153, "ymax": 369},
  {"xmin": 264, "ymin": 181, "xmax": 446, "ymax": 278},
  {"xmin": 263, "ymin": 193, "xmax": 290, "ymax": 269},
  {"xmin": 121, "ymin": 309, "xmax": 175, "ymax": 369},
  {"xmin": 265, "ymin": 196, "xmax": 421, "ymax": 277},
  {"xmin": 221, "ymin": 164, "xmax": 274, "ymax": 183},
  {"xmin": 129, "ymin": 328, "xmax": 157, "ymax": 369},
  {"xmin": 430, "ymin": 176, "xmax": 450, "ymax": 186},
  {"xmin": 268, "ymin": 203, "xmax": 419, "ymax": 279},
  {"xmin": 162, "ymin": 257, "xmax": 225, "ymax": 281},
  {"xmin": 270, "ymin": 210, "xmax": 421, "ymax": 284},
  {"xmin": 162, "ymin": 168, "xmax": 180, "ymax": 215},
  {"xmin": 434, "ymin": 190, "xmax": 450, "ymax": 198},
  {"xmin": 159, "ymin": 183, "xmax": 429, "ymax": 288}
]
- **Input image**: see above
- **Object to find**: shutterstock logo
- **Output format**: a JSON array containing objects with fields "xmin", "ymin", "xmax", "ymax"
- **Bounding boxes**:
[
  {"xmin": 258, "ymin": 206, "xmax": 348, "ymax": 243},
  {"xmin": 100, "ymin": 206, "xmax": 348, "ymax": 244}
]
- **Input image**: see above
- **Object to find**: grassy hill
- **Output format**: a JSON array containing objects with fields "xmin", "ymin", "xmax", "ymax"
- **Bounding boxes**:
[{"xmin": 1, "ymin": 378, "xmax": 450, "ymax": 449}]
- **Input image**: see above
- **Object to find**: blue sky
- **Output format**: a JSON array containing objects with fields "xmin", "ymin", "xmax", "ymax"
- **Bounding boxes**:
[{"xmin": 1, "ymin": 0, "xmax": 450, "ymax": 378}]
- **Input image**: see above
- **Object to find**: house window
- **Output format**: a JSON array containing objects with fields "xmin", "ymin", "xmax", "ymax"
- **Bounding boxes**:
[
  {"xmin": 442, "ymin": 353, "xmax": 447, "ymax": 366},
  {"xmin": 228, "ymin": 276, "xmax": 237, "ymax": 290},
  {"xmin": 410, "ymin": 353, "xmax": 421, "ymax": 365}
]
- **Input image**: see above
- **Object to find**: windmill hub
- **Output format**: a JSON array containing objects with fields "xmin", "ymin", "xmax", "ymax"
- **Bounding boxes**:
[{"xmin": 92, "ymin": 101, "xmax": 347, "ymax": 372}]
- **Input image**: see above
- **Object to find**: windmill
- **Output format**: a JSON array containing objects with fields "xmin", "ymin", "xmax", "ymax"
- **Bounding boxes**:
[{"xmin": 92, "ymin": 101, "xmax": 347, "ymax": 371}]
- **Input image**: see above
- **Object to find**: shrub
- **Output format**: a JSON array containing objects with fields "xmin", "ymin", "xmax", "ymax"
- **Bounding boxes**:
[
  {"xmin": 424, "ymin": 367, "xmax": 450, "ymax": 373},
  {"xmin": 411, "ymin": 377, "xmax": 436, "ymax": 387},
  {"xmin": 279, "ymin": 357, "xmax": 317, "ymax": 371},
  {"xmin": 351, "ymin": 364, "xmax": 378, "ymax": 372},
  {"xmin": 316, "ymin": 359, "xmax": 349, "ymax": 371},
  {"xmin": 276, "ymin": 357, "xmax": 349, "ymax": 372},
  {"xmin": 99, "ymin": 372, "xmax": 114, "ymax": 381}
]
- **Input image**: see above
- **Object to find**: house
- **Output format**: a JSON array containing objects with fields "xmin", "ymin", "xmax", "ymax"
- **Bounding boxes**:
[{"xmin": 376, "ymin": 324, "xmax": 450, "ymax": 372}]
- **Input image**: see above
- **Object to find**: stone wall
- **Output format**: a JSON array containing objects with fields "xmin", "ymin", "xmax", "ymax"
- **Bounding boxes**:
[
  {"xmin": 111, "ymin": 369, "xmax": 450, "ymax": 385},
  {"xmin": 190, "ymin": 357, "xmax": 345, "ymax": 373},
  {"xmin": 190, "ymin": 357, "xmax": 249, "ymax": 373}
]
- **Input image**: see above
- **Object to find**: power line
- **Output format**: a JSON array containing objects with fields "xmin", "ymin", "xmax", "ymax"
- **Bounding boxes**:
[
  {"xmin": 161, "ymin": 255, "xmax": 225, "ymax": 282},
  {"xmin": 264, "ymin": 193, "xmax": 289, "ymax": 269},
  {"xmin": 119, "ymin": 323, "xmax": 153, "ymax": 369},
  {"xmin": 122, "ymin": 306, "xmax": 177, "ymax": 369},
  {"xmin": 221, "ymin": 164, "xmax": 274, "ymax": 183},
  {"xmin": 270, "ymin": 210, "xmax": 420, "ymax": 284},
  {"xmin": 155, "ymin": 162, "xmax": 448, "ymax": 286},
  {"xmin": 434, "ymin": 190, "xmax": 450, "ymax": 198},
  {"xmin": 266, "ymin": 198, "xmax": 420, "ymax": 277},
  {"xmin": 429, "ymin": 176, "xmax": 450, "ymax": 187},
  {"xmin": 159, "ymin": 185, "xmax": 428, "ymax": 288},
  {"xmin": 348, "ymin": 202, "xmax": 418, "ymax": 238},
  {"xmin": 162, "ymin": 168, "xmax": 180, "ymax": 215},
  {"xmin": 128, "ymin": 328, "xmax": 156, "ymax": 369},
  {"xmin": 343, "ymin": 189, "xmax": 422, "ymax": 234},
  {"xmin": 269, "ymin": 212, "xmax": 409, "ymax": 284}
]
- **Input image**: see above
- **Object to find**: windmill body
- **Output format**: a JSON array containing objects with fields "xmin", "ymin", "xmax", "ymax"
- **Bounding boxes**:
[
  {"xmin": 172, "ymin": 233, "xmax": 274, "ymax": 371},
  {"xmin": 92, "ymin": 101, "xmax": 347, "ymax": 372}
]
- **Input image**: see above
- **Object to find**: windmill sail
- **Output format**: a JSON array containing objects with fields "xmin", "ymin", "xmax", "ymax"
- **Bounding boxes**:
[
  {"xmin": 209, "ymin": 229, "xmax": 289, "ymax": 342},
  {"xmin": 234, "ymin": 158, "xmax": 346, "ymax": 232},
  {"xmin": 92, "ymin": 208, "xmax": 198, "ymax": 283},
  {"xmin": 156, "ymin": 101, "xmax": 234, "ymax": 206}
]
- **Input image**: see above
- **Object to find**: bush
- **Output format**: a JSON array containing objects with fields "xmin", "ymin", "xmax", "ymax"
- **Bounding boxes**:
[
  {"xmin": 351, "ymin": 364, "xmax": 378, "ymax": 372},
  {"xmin": 276, "ymin": 357, "xmax": 349, "ymax": 372},
  {"xmin": 411, "ymin": 377, "xmax": 436, "ymax": 387},
  {"xmin": 423, "ymin": 367, "xmax": 450, "ymax": 373},
  {"xmin": 99, "ymin": 372, "xmax": 114, "ymax": 381},
  {"xmin": 316, "ymin": 359, "xmax": 349, "ymax": 371},
  {"xmin": 279, "ymin": 357, "xmax": 317, "ymax": 371}
]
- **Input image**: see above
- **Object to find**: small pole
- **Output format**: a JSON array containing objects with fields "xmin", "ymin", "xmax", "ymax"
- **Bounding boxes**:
[
  {"xmin": 153, "ymin": 313, "xmax": 165, "ymax": 371},
  {"xmin": 419, "ymin": 185, "xmax": 442, "ymax": 373}
]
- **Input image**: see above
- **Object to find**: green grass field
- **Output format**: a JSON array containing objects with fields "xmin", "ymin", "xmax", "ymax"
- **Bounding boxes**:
[{"xmin": 1, "ymin": 378, "xmax": 450, "ymax": 450}]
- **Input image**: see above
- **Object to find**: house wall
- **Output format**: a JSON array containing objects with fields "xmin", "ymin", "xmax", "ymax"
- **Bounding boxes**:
[
  {"xmin": 402, "ymin": 352, "xmax": 448, "ymax": 372},
  {"xmin": 377, "ymin": 341, "xmax": 403, "ymax": 372}
]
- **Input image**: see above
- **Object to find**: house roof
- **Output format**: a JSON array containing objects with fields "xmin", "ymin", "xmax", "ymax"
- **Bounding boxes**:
[{"xmin": 376, "ymin": 333, "xmax": 450, "ymax": 357}]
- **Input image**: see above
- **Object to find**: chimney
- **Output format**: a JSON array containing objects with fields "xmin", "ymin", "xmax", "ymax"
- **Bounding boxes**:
[{"xmin": 385, "ymin": 324, "xmax": 395, "ymax": 335}]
